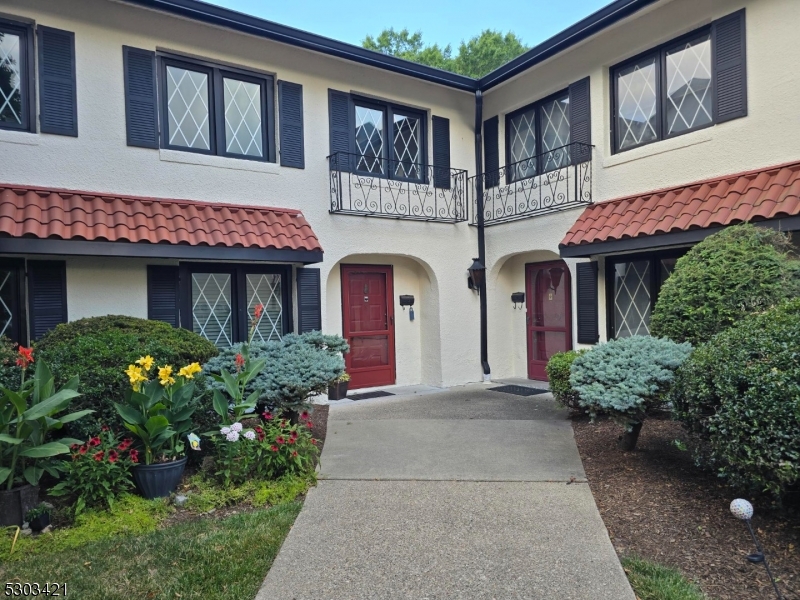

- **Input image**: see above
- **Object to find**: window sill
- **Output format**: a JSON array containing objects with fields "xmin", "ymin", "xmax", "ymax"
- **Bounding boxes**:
[
  {"xmin": 603, "ymin": 129, "xmax": 713, "ymax": 168},
  {"xmin": 0, "ymin": 128, "xmax": 39, "ymax": 147},
  {"xmin": 159, "ymin": 149, "xmax": 281, "ymax": 175}
]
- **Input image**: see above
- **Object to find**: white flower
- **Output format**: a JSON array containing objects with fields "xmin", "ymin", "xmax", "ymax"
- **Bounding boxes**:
[
  {"xmin": 226, "ymin": 430, "xmax": 240, "ymax": 442},
  {"xmin": 231, "ymin": 422, "xmax": 243, "ymax": 433},
  {"xmin": 220, "ymin": 426, "xmax": 231, "ymax": 435},
  {"xmin": 244, "ymin": 430, "xmax": 256, "ymax": 441}
]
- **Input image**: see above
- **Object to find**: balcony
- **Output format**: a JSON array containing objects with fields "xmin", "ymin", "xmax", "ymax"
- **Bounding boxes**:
[
  {"xmin": 328, "ymin": 152, "xmax": 468, "ymax": 223},
  {"xmin": 469, "ymin": 143, "xmax": 593, "ymax": 226}
]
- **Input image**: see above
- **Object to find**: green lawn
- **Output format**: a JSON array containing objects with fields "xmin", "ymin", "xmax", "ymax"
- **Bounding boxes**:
[
  {"xmin": 623, "ymin": 556, "xmax": 707, "ymax": 600},
  {"xmin": 1, "ymin": 503, "xmax": 301, "ymax": 600}
]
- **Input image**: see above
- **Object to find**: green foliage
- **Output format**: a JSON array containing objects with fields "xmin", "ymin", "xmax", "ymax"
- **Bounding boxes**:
[
  {"xmin": 670, "ymin": 300, "xmax": 800, "ymax": 497},
  {"xmin": 622, "ymin": 556, "xmax": 706, "ymax": 600},
  {"xmin": 570, "ymin": 336, "xmax": 692, "ymax": 429},
  {"xmin": 202, "ymin": 332, "xmax": 348, "ymax": 415},
  {"xmin": 362, "ymin": 28, "xmax": 529, "ymax": 78},
  {"xmin": 35, "ymin": 316, "xmax": 218, "ymax": 439},
  {"xmin": 0, "ymin": 336, "xmax": 21, "ymax": 391},
  {"xmin": 651, "ymin": 224, "xmax": 800, "ymax": 346},
  {"xmin": 49, "ymin": 428, "xmax": 137, "ymax": 513},
  {"xmin": 545, "ymin": 350, "xmax": 587, "ymax": 412},
  {"xmin": 182, "ymin": 473, "xmax": 312, "ymax": 513},
  {"xmin": 1, "ymin": 494, "xmax": 170, "ymax": 561},
  {"xmin": 0, "ymin": 356, "xmax": 90, "ymax": 490}
]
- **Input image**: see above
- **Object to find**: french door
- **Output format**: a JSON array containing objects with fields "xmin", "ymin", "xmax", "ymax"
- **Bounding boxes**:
[
  {"xmin": 341, "ymin": 265, "xmax": 396, "ymax": 389},
  {"xmin": 526, "ymin": 261, "xmax": 572, "ymax": 381}
]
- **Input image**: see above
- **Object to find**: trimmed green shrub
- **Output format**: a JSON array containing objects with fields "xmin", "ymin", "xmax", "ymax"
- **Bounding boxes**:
[
  {"xmin": 651, "ymin": 224, "xmax": 800, "ymax": 346},
  {"xmin": 35, "ymin": 316, "xmax": 218, "ymax": 438},
  {"xmin": 545, "ymin": 349, "xmax": 587, "ymax": 412},
  {"xmin": 0, "ymin": 335, "xmax": 21, "ymax": 391},
  {"xmin": 200, "ymin": 331, "xmax": 348, "ymax": 422},
  {"xmin": 670, "ymin": 300, "xmax": 800, "ymax": 497},
  {"xmin": 570, "ymin": 336, "xmax": 692, "ymax": 450}
]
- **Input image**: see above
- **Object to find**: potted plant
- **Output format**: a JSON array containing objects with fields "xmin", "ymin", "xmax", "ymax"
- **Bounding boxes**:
[
  {"xmin": 25, "ymin": 503, "xmax": 51, "ymax": 532},
  {"xmin": 0, "ymin": 347, "xmax": 91, "ymax": 526},
  {"xmin": 114, "ymin": 356, "xmax": 202, "ymax": 499},
  {"xmin": 327, "ymin": 372, "xmax": 350, "ymax": 400}
]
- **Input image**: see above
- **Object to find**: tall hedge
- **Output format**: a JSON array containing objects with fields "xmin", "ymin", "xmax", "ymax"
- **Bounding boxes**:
[
  {"xmin": 670, "ymin": 300, "xmax": 800, "ymax": 497},
  {"xmin": 36, "ymin": 316, "xmax": 218, "ymax": 438},
  {"xmin": 650, "ymin": 224, "xmax": 800, "ymax": 346}
]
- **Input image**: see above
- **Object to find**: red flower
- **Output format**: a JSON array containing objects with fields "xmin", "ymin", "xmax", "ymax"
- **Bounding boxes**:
[
  {"xmin": 88, "ymin": 437, "xmax": 101, "ymax": 447},
  {"xmin": 311, "ymin": 439, "xmax": 317, "ymax": 445},
  {"xmin": 262, "ymin": 412, "xmax": 273, "ymax": 421},
  {"xmin": 292, "ymin": 451, "xmax": 298, "ymax": 457},
  {"xmin": 288, "ymin": 438, "xmax": 296, "ymax": 445},
  {"xmin": 235, "ymin": 353, "xmax": 245, "ymax": 370},
  {"xmin": 101, "ymin": 425, "xmax": 110, "ymax": 432},
  {"xmin": 289, "ymin": 430, "xmax": 298, "ymax": 438},
  {"xmin": 270, "ymin": 445, "xmax": 278, "ymax": 452},
  {"xmin": 129, "ymin": 449, "xmax": 139, "ymax": 463},
  {"xmin": 280, "ymin": 420, "xmax": 288, "ymax": 428},
  {"xmin": 15, "ymin": 346, "xmax": 34, "ymax": 369},
  {"xmin": 70, "ymin": 444, "xmax": 79, "ymax": 451},
  {"xmin": 117, "ymin": 439, "xmax": 131, "ymax": 451},
  {"xmin": 257, "ymin": 431, "xmax": 266, "ymax": 442},
  {"xmin": 93, "ymin": 450, "xmax": 104, "ymax": 462},
  {"xmin": 78, "ymin": 445, "xmax": 87, "ymax": 455},
  {"xmin": 254, "ymin": 303, "xmax": 264, "ymax": 320},
  {"xmin": 300, "ymin": 411, "xmax": 310, "ymax": 421},
  {"xmin": 108, "ymin": 450, "xmax": 119, "ymax": 463},
  {"xmin": 276, "ymin": 436, "xmax": 285, "ymax": 445},
  {"xmin": 305, "ymin": 421, "xmax": 313, "ymax": 429}
]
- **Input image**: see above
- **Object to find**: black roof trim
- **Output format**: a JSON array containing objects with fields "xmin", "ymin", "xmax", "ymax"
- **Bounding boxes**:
[
  {"xmin": 479, "ymin": 0, "xmax": 661, "ymax": 90},
  {"xmin": 121, "ymin": 0, "xmax": 660, "ymax": 92}
]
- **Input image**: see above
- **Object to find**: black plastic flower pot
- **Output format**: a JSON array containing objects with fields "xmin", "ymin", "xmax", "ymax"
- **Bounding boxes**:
[
  {"xmin": 327, "ymin": 381, "xmax": 349, "ymax": 400},
  {"xmin": 0, "ymin": 484, "xmax": 40, "ymax": 527},
  {"xmin": 132, "ymin": 457, "xmax": 187, "ymax": 499},
  {"xmin": 29, "ymin": 513, "xmax": 51, "ymax": 533}
]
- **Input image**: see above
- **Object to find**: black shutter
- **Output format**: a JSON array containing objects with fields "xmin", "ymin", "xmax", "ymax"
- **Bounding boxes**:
[
  {"xmin": 28, "ymin": 261, "xmax": 67, "ymax": 341},
  {"xmin": 37, "ymin": 27, "xmax": 77, "ymax": 136},
  {"xmin": 712, "ymin": 9, "xmax": 747, "ymax": 124},
  {"xmin": 483, "ymin": 116, "xmax": 499, "ymax": 188},
  {"xmin": 296, "ymin": 268, "xmax": 321, "ymax": 333},
  {"xmin": 278, "ymin": 80, "xmax": 305, "ymax": 168},
  {"xmin": 576, "ymin": 262, "xmax": 599, "ymax": 344},
  {"xmin": 568, "ymin": 77, "xmax": 591, "ymax": 164},
  {"xmin": 328, "ymin": 89, "xmax": 352, "ymax": 172},
  {"xmin": 123, "ymin": 46, "xmax": 158, "ymax": 148},
  {"xmin": 432, "ymin": 116, "xmax": 451, "ymax": 189},
  {"xmin": 147, "ymin": 266, "xmax": 180, "ymax": 327}
]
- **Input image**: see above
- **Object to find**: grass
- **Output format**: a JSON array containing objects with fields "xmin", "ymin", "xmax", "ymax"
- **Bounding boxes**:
[
  {"xmin": 0, "ymin": 503, "xmax": 302, "ymax": 600},
  {"xmin": 623, "ymin": 556, "xmax": 707, "ymax": 600}
]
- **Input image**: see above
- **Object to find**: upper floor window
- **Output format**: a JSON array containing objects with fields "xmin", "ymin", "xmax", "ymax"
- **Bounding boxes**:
[
  {"xmin": 353, "ymin": 99, "xmax": 426, "ymax": 182},
  {"xmin": 0, "ymin": 19, "xmax": 34, "ymax": 132},
  {"xmin": 159, "ymin": 55, "xmax": 275, "ymax": 162},
  {"xmin": 505, "ymin": 90, "xmax": 570, "ymax": 182},
  {"xmin": 610, "ymin": 9, "xmax": 749, "ymax": 155}
]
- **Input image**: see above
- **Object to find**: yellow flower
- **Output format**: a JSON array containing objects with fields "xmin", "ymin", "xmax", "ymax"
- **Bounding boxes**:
[
  {"xmin": 124, "ymin": 364, "xmax": 147, "ymax": 391},
  {"xmin": 136, "ymin": 355, "xmax": 155, "ymax": 371},
  {"xmin": 160, "ymin": 376, "xmax": 176, "ymax": 387},
  {"xmin": 158, "ymin": 365, "xmax": 175, "ymax": 386},
  {"xmin": 178, "ymin": 362, "xmax": 202, "ymax": 379}
]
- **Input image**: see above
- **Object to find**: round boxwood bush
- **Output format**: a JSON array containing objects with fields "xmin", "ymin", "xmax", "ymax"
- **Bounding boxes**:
[
  {"xmin": 545, "ymin": 349, "xmax": 587, "ymax": 412},
  {"xmin": 651, "ymin": 223, "xmax": 800, "ymax": 346},
  {"xmin": 670, "ymin": 300, "xmax": 800, "ymax": 497},
  {"xmin": 35, "ymin": 315, "xmax": 218, "ymax": 438},
  {"xmin": 570, "ymin": 335, "xmax": 692, "ymax": 450}
]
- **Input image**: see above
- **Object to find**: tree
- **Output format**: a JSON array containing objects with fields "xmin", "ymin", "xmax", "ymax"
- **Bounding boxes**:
[{"xmin": 362, "ymin": 28, "xmax": 529, "ymax": 78}]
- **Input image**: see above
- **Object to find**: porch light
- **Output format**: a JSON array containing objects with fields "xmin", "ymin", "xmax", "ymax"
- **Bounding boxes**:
[{"xmin": 467, "ymin": 258, "xmax": 485, "ymax": 291}]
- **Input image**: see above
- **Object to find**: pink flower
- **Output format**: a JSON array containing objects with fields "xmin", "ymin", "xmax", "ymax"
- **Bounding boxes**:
[
  {"xmin": 270, "ymin": 445, "xmax": 278, "ymax": 452},
  {"xmin": 276, "ymin": 436, "xmax": 285, "ymax": 445},
  {"xmin": 262, "ymin": 412, "xmax": 274, "ymax": 421}
]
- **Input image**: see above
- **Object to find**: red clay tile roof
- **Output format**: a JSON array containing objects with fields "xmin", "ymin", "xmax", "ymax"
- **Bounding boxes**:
[
  {"xmin": 561, "ymin": 160, "xmax": 800, "ymax": 248},
  {"xmin": 0, "ymin": 184, "xmax": 322, "ymax": 252}
]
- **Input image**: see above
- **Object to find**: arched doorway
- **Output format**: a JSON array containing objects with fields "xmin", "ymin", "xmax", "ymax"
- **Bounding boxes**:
[{"xmin": 526, "ymin": 260, "xmax": 572, "ymax": 380}]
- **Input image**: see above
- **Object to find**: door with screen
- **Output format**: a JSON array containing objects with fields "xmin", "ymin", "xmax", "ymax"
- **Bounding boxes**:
[{"xmin": 526, "ymin": 261, "xmax": 572, "ymax": 380}]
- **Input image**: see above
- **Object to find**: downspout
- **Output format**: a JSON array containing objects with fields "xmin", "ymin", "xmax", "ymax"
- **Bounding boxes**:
[{"xmin": 474, "ymin": 90, "xmax": 491, "ymax": 380}]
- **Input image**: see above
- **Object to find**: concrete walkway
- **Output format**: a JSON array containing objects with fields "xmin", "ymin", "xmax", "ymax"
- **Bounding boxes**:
[{"xmin": 256, "ymin": 384, "xmax": 635, "ymax": 600}]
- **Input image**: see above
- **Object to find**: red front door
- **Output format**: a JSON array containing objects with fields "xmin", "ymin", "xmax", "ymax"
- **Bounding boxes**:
[
  {"xmin": 341, "ymin": 265, "xmax": 396, "ymax": 389},
  {"xmin": 526, "ymin": 261, "xmax": 572, "ymax": 381}
]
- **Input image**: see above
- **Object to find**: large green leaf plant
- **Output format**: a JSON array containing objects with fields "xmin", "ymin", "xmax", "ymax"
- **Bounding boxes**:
[{"xmin": 0, "ymin": 346, "xmax": 91, "ymax": 490}]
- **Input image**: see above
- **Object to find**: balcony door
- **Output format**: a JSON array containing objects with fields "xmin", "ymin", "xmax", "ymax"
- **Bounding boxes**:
[
  {"xmin": 341, "ymin": 265, "xmax": 396, "ymax": 389},
  {"xmin": 526, "ymin": 261, "xmax": 572, "ymax": 380}
]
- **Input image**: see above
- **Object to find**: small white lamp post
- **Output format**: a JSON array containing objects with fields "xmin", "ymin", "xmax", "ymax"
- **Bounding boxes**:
[{"xmin": 730, "ymin": 499, "xmax": 783, "ymax": 599}]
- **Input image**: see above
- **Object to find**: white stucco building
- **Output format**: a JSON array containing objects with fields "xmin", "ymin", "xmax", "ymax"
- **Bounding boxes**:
[{"xmin": 1, "ymin": 0, "xmax": 798, "ymax": 389}]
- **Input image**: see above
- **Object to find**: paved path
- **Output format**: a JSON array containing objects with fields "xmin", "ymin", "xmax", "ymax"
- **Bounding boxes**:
[{"xmin": 256, "ymin": 384, "xmax": 635, "ymax": 600}]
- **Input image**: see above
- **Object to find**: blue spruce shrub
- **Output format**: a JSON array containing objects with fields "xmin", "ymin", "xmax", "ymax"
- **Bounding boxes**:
[{"xmin": 570, "ymin": 335, "xmax": 692, "ymax": 449}]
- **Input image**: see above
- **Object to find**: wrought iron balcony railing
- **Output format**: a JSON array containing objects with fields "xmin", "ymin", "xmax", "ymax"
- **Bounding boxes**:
[
  {"xmin": 328, "ymin": 152, "xmax": 468, "ymax": 223},
  {"xmin": 469, "ymin": 143, "xmax": 593, "ymax": 226}
]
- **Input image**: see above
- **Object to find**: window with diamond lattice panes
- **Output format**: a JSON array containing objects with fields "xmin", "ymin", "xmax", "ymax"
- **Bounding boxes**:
[
  {"xmin": 508, "ymin": 107, "xmax": 537, "ymax": 181},
  {"xmin": 166, "ymin": 65, "xmax": 211, "ymax": 150},
  {"xmin": 247, "ymin": 273, "xmax": 283, "ymax": 342},
  {"xmin": 540, "ymin": 94, "xmax": 570, "ymax": 172},
  {"xmin": 0, "ymin": 24, "xmax": 30, "ymax": 131},
  {"xmin": 615, "ymin": 57, "xmax": 658, "ymax": 151},
  {"xmin": 224, "ymin": 77, "xmax": 263, "ymax": 157},
  {"xmin": 191, "ymin": 273, "xmax": 233, "ymax": 347},
  {"xmin": 355, "ymin": 105, "xmax": 384, "ymax": 174},
  {"xmin": 613, "ymin": 260, "xmax": 652, "ymax": 338},
  {"xmin": 393, "ymin": 113, "xmax": 421, "ymax": 179},
  {"xmin": 665, "ymin": 35, "xmax": 712, "ymax": 136},
  {"xmin": 0, "ymin": 268, "xmax": 17, "ymax": 340}
]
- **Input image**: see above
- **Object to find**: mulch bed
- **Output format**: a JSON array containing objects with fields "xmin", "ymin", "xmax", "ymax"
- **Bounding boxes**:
[
  {"xmin": 309, "ymin": 403, "xmax": 329, "ymax": 453},
  {"xmin": 572, "ymin": 413, "xmax": 800, "ymax": 600}
]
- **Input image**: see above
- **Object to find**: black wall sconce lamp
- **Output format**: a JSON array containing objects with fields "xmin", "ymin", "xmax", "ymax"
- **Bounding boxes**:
[
  {"xmin": 399, "ymin": 295, "xmax": 415, "ymax": 321},
  {"xmin": 511, "ymin": 292, "xmax": 525, "ymax": 309},
  {"xmin": 467, "ymin": 258, "xmax": 486, "ymax": 292}
]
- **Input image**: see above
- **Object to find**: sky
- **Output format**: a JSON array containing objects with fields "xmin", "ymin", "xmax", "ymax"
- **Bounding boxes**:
[{"xmin": 202, "ymin": 0, "xmax": 614, "ymax": 50}]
